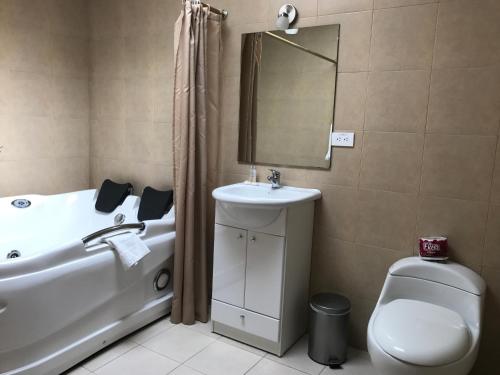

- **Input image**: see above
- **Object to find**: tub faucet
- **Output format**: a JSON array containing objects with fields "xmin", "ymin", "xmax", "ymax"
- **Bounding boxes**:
[{"xmin": 267, "ymin": 169, "xmax": 281, "ymax": 189}]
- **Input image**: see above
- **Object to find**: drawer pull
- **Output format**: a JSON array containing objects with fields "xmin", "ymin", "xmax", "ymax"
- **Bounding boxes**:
[
  {"xmin": 240, "ymin": 314, "xmax": 245, "ymax": 319},
  {"xmin": 250, "ymin": 236, "xmax": 256, "ymax": 242}
]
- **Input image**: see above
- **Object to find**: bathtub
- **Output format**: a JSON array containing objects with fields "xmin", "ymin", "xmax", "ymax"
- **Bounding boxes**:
[{"xmin": 0, "ymin": 189, "xmax": 175, "ymax": 375}]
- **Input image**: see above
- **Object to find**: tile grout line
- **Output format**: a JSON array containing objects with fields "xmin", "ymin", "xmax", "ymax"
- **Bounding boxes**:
[{"xmin": 82, "ymin": 339, "xmax": 139, "ymax": 373}]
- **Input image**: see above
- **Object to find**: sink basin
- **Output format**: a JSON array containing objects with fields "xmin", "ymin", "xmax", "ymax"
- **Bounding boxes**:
[{"xmin": 212, "ymin": 183, "xmax": 321, "ymax": 208}]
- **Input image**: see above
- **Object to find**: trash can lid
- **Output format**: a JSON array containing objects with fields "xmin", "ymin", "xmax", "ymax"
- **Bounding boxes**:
[{"xmin": 310, "ymin": 293, "xmax": 351, "ymax": 314}]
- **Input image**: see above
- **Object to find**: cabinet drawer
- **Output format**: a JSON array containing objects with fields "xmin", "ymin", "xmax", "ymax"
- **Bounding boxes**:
[{"xmin": 212, "ymin": 299, "xmax": 280, "ymax": 343}]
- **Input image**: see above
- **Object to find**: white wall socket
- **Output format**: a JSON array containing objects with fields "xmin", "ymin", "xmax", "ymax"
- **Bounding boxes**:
[{"xmin": 331, "ymin": 132, "xmax": 355, "ymax": 147}]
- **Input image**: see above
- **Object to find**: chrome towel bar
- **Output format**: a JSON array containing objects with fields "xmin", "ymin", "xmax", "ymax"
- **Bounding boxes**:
[{"xmin": 82, "ymin": 223, "xmax": 146, "ymax": 245}]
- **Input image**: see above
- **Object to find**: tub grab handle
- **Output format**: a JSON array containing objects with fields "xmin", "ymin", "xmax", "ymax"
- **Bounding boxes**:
[{"xmin": 82, "ymin": 222, "xmax": 146, "ymax": 245}]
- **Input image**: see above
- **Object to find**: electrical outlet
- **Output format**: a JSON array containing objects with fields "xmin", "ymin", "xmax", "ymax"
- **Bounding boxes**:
[{"xmin": 331, "ymin": 132, "xmax": 355, "ymax": 147}]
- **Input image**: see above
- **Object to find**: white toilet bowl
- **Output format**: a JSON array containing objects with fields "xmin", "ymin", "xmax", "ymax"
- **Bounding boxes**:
[{"xmin": 367, "ymin": 257, "xmax": 485, "ymax": 375}]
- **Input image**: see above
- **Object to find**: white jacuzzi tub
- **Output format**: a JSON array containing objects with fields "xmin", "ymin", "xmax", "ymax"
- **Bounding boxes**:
[{"xmin": 0, "ymin": 189, "xmax": 175, "ymax": 375}]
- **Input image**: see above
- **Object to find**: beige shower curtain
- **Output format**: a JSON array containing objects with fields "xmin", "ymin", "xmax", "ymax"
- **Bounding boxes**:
[{"xmin": 171, "ymin": 1, "xmax": 221, "ymax": 324}]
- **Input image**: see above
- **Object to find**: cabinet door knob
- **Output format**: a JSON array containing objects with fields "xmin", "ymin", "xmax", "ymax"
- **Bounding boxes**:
[
  {"xmin": 238, "ymin": 233, "xmax": 243, "ymax": 239},
  {"xmin": 250, "ymin": 236, "xmax": 256, "ymax": 242},
  {"xmin": 240, "ymin": 314, "xmax": 245, "ymax": 319}
]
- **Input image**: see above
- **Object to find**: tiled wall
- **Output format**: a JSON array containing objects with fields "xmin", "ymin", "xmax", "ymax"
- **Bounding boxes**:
[
  {"xmin": 212, "ymin": 0, "xmax": 500, "ymax": 373},
  {"xmin": 88, "ymin": 0, "xmax": 177, "ymax": 193},
  {"xmin": 0, "ymin": 0, "xmax": 90, "ymax": 196}
]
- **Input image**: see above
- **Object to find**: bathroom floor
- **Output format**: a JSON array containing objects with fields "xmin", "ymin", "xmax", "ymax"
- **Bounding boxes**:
[{"xmin": 64, "ymin": 316, "xmax": 374, "ymax": 375}]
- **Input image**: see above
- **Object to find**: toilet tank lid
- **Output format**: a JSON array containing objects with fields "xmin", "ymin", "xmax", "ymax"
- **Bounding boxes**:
[{"xmin": 389, "ymin": 257, "xmax": 486, "ymax": 296}]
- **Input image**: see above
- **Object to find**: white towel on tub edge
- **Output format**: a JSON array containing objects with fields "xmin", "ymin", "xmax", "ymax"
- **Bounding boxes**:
[{"xmin": 103, "ymin": 232, "xmax": 151, "ymax": 269}]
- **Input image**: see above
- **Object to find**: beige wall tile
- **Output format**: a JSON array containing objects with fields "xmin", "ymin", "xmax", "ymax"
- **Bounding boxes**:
[
  {"xmin": 318, "ymin": 0, "xmax": 373, "ymax": 15},
  {"xmin": 123, "ymin": 35, "xmax": 155, "ymax": 78},
  {"xmin": 153, "ymin": 32, "xmax": 174, "ymax": 78},
  {"xmin": 3, "ymin": 0, "xmax": 51, "ymax": 32},
  {"xmin": 50, "ymin": 35, "xmax": 89, "ymax": 78},
  {"xmin": 318, "ymin": 11, "xmax": 373, "ymax": 72},
  {"xmin": 370, "ymin": 4, "xmax": 437, "ymax": 71},
  {"xmin": 365, "ymin": 70, "xmax": 430, "ymax": 132},
  {"xmin": 0, "ymin": 69, "xmax": 9, "ymax": 115},
  {"xmin": 90, "ymin": 36, "xmax": 124, "ymax": 79},
  {"xmin": 49, "ymin": 0, "xmax": 89, "ymax": 37},
  {"xmin": 121, "ymin": 0, "xmax": 157, "ymax": 36},
  {"xmin": 153, "ymin": 76, "xmax": 174, "ymax": 124},
  {"xmin": 421, "ymin": 134, "xmax": 497, "ymax": 201},
  {"xmin": 90, "ymin": 79, "xmax": 125, "ymax": 120},
  {"xmin": 433, "ymin": 0, "xmax": 500, "ymax": 69},
  {"xmin": 9, "ymin": 71, "xmax": 52, "ymax": 117},
  {"xmin": 51, "ymin": 77, "xmax": 90, "ymax": 119},
  {"xmin": 124, "ymin": 78, "xmax": 154, "ymax": 122},
  {"xmin": 334, "ymin": 72, "xmax": 368, "ymax": 131},
  {"xmin": 484, "ymin": 204, "xmax": 500, "ymax": 269},
  {"xmin": 328, "ymin": 133, "xmax": 364, "ymax": 187},
  {"xmin": 311, "ymin": 235, "xmax": 406, "ymax": 302},
  {"xmin": 360, "ymin": 132, "xmax": 424, "ymax": 194},
  {"xmin": 427, "ymin": 67, "xmax": 500, "ymax": 136},
  {"xmin": 90, "ymin": 0, "xmax": 123, "ymax": 38},
  {"xmin": 90, "ymin": 119, "xmax": 125, "ymax": 159},
  {"xmin": 474, "ymin": 266, "xmax": 500, "ymax": 374},
  {"xmin": 356, "ymin": 188, "xmax": 417, "ymax": 251},
  {"xmin": 315, "ymin": 185, "xmax": 358, "ymax": 242},
  {"xmin": 5, "ymin": 28, "xmax": 51, "ymax": 73},
  {"xmin": 417, "ymin": 196, "xmax": 488, "ymax": 269},
  {"xmin": 491, "ymin": 139, "xmax": 500, "ymax": 206},
  {"xmin": 374, "ymin": 0, "xmax": 436, "ymax": 9}
]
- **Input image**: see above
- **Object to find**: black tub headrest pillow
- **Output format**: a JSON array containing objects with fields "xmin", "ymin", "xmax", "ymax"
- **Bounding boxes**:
[
  {"xmin": 138, "ymin": 186, "xmax": 174, "ymax": 221},
  {"xmin": 95, "ymin": 179, "xmax": 134, "ymax": 213}
]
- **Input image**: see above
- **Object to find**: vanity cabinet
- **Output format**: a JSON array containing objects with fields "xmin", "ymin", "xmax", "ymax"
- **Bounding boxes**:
[{"xmin": 211, "ymin": 200, "xmax": 316, "ymax": 356}]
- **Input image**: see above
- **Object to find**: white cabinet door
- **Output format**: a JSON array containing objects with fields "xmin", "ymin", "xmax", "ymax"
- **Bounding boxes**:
[
  {"xmin": 213, "ymin": 224, "xmax": 247, "ymax": 307},
  {"xmin": 244, "ymin": 232, "xmax": 285, "ymax": 319}
]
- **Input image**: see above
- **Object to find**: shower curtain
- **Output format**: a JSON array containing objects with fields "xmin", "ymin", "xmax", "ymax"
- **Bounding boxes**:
[{"xmin": 171, "ymin": 1, "xmax": 222, "ymax": 324}]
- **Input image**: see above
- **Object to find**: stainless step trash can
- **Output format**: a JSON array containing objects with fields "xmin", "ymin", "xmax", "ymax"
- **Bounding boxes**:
[{"xmin": 308, "ymin": 293, "xmax": 351, "ymax": 366}]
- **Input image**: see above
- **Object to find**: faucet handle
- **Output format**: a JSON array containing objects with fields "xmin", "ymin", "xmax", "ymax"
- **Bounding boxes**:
[{"xmin": 269, "ymin": 169, "xmax": 280, "ymax": 178}]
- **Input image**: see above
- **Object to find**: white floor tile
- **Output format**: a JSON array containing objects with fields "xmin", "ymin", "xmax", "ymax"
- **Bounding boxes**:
[
  {"xmin": 186, "ymin": 320, "xmax": 220, "ymax": 339},
  {"xmin": 185, "ymin": 340, "xmax": 261, "ymax": 375},
  {"xmin": 82, "ymin": 338, "xmax": 138, "ymax": 372},
  {"xmin": 247, "ymin": 358, "xmax": 308, "ymax": 375},
  {"xmin": 217, "ymin": 336, "xmax": 266, "ymax": 357},
  {"xmin": 94, "ymin": 346, "xmax": 179, "ymax": 375},
  {"xmin": 142, "ymin": 324, "xmax": 216, "ymax": 362},
  {"xmin": 320, "ymin": 347, "xmax": 374, "ymax": 375},
  {"xmin": 128, "ymin": 316, "xmax": 175, "ymax": 344},
  {"xmin": 267, "ymin": 336, "xmax": 325, "ymax": 375},
  {"xmin": 168, "ymin": 365, "xmax": 205, "ymax": 375}
]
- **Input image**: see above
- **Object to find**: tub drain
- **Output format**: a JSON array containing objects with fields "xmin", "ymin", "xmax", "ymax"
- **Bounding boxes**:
[{"xmin": 7, "ymin": 250, "xmax": 21, "ymax": 259}]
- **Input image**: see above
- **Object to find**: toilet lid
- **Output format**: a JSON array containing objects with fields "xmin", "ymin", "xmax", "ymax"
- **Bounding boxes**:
[{"xmin": 373, "ymin": 299, "xmax": 470, "ymax": 366}]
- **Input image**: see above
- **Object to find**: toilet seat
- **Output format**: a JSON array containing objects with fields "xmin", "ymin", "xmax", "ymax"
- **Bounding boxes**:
[{"xmin": 373, "ymin": 299, "xmax": 470, "ymax": 367}]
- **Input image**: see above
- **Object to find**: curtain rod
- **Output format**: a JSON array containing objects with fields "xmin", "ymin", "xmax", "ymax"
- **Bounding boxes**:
[
  {"xmin": 200, "ymin": 1, "xmax": 228, "ymax": 19},
  {"xmin": 264, "ymin": 31, "xmax": 337, "ymax": 65}
]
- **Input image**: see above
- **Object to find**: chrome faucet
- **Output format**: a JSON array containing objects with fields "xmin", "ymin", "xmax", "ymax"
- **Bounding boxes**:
[{"xmin": 267, "ymin": 169, "xmax": 281, "ymax": 189}]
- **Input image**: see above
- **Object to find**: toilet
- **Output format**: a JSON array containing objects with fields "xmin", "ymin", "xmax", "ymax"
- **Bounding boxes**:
[{"xmin": 367, "ymin": 257, "xmax": 486, "ymax": 375}]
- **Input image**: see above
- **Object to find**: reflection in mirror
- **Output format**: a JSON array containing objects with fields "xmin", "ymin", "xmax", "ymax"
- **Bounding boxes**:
[{"xmin": 238, "ymin": 24, "xmax": 339, "ymax": 169}]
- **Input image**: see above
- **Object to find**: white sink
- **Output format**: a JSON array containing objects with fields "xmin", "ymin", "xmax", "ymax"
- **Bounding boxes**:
[{"xmin": 212, "ymin": 183, "xmax": 321, "ymax": 208}]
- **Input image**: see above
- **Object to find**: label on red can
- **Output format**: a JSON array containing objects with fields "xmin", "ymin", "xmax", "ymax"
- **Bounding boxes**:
[{"xmin": 419, "ymin": 236, "xmax": 448, "ymax": 260}]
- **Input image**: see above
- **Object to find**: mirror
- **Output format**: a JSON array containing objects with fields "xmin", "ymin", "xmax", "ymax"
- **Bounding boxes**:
[{"xmin": 238, "ymin": 24, "xmax": 339, "ymax": 169}]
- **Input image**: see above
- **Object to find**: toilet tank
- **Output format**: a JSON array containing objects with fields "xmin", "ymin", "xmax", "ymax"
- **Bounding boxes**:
[
  {"xmin": 388, "ymin": 257, "xmax": 485, "ymax": 296},
  {"xmin": 377, "ymin": 257, "xmax": 485, "ymax": 329}
]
